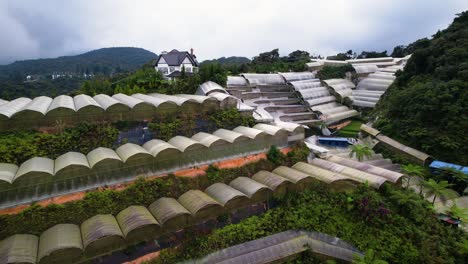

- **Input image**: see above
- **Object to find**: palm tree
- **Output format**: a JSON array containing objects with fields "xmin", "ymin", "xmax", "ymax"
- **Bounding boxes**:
[
  {"xmin": 447, "ymin": 203, "xmax": 468, "ymax": 222},
  {"xmin": 353, "ymin": 249, "xmax": 388, "ymax": 264},
  {"xmin": 401, "ymin": 164, "xmax": 425, "ymax": 189},
  {"xmin": 422, "ymin": 179, "xmax": 459, "ymax": 205},
  {"xmin": 349, "ymin": 144, "xmax": 373, "ymax": 161}
]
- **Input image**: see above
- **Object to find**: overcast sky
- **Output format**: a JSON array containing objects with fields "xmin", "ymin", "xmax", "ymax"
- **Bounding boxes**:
[{"xmin": 1, "ymin": 0, "xmax": 467, "ymax": 64}]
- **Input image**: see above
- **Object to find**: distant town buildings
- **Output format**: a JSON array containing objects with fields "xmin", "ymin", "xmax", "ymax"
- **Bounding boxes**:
[{"xmin": 154, "ymin": 49, "xmax": 199, "ymax": 80}]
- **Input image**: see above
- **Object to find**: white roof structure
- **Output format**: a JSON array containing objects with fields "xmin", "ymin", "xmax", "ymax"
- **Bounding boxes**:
[
  {"xmin": 86, "ymin": 147, "xmax": 122, "ymax": 168},
  {"xmin": 93, "ymin": 94, "xmax": 129, "ymax": 111},
  {"xmin": 73, "ymin": 94, "xmax": 102, "ymax": 111},
  {"xmin": 279, "ymin": 72, "xmax": 315, "ymax": 82},
  {"xmin": 0, "ymin": 98, "xmax": 32, "ymax": 119},
  {"xmin": 16, "ymin": 96, "xmax": 53, "ymax": 116},
  {"xmin": 112, "ymin": 93, "xmax": 146, "ymax": 108},
  {"xmin": 241, "ymin": 73, "xmax": 286, "ymax": 85},
  {"xmin": 197, "ymin": 81, "xmax": 228, "ymax": 96},
  {"xmin": 48, "ymin": 95, "xmax": 76, "ymax": 112},
  {"xmin": 168, "ymin": 136, "xmax": 205, "ymax": 152},
  {"xmin": 54, "ymin": 152, "xmax": 90, "ymax": 174},
  {"xmin": 115, "ymin": 143, "xmax": 152, "ymax": 163},
  {"xmin": 227, "ymin": 76, "xmax": 248, "ymax": 87}
]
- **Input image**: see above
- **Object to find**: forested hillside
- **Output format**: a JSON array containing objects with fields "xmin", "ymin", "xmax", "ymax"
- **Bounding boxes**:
[
  {"xmin": 202, "ymin": 56, "xmax": 251, "ymax": 65},
  {"xmin": 374, "ymin": 11, "xmax": 468, "ymax": 164},
  {"xmin": 0, "ymin": 47, "xmax": 157, "ymax": 99},
  {"xmin": 0, "ymin": 47, "xmax": 157, "ymax": 77}
]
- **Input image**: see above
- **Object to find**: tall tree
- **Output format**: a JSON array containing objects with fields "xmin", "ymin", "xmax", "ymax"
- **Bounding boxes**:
[
  {"xmin": 422, "ymin": 179, "xmax": 458, "ymax": 204},
  {"xmin": 349, "ymin": 144, "xmax": 373, "ymax": 161}
]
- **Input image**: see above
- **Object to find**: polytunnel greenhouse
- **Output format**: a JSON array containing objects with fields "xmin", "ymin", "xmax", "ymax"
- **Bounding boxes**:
[
  {"xmin": 0, "ymin": 159, "xmax": 408, "ymax": 264},
  {"xmin": 0, "ymin": 234, "xmax": 38, "ymax": 264},
  {"xmin": 148, "ymin": 197, "xmax": 192, "ymax": 232},
  {"xmin": 46, "ymin": 95, "xmax": 77, "ymax": 125},
  {"xmin": 272, "ymin": 166, "xmax": 316, "ymax": 191},
  {"xmin": 204, "ymin": 183, "xmax": 250, "ymax": 210},
  {"xmin": 0, "ymin": 92, "xmax": 225, "ymax": 131},
  {"xmin": 37, "ymin": 224, "xmax": 83, "ymax": 264},
  {"xmin": 229, "ymin": 177, "xmax": 273, "ymax": 203},
  {"xmin": 80, "ymin": 214, "xmax": 125, "ymax": 257},
  {"xmin": 143, "ymin": 139, "xmax": 182, "ymax": 171},
  {"xmin": 0, "ymin": 124, "xmax": 291, "ymax": 209},
  {"xmin": 73, "ymin": 94, "xmax": 105, "ymax": 122},
  {"xmin": 252, "ymin": 170, "xmax": 293, "ymax": 196},
  {"xmin": 116, "ymin": 206, "xmax": 161, "ymax": 243},
  {"xmin": 178, "ymin": 190, "xmax": 223, "ymax": 221}
]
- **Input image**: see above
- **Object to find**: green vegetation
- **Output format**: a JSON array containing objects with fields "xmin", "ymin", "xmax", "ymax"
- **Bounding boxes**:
[
  {"xmin": 0, "ymin": 145, "xmax": 309, "ymax": 240},
  {"xmin": 0, "ymin": 47, "xmax": 156, "ymax": 77},
  {"xmin": 0, "ymin": 48, "xmax": 157, "ymax": 99},
  {"xmin": 422, "ymin": 179, "xmax": 458, "ymax": 205},
  {"xmin": 374, "ymin": 12, "xmax": 468, "ymax": 164},
  {"xmin": 337, "ymin": 120, "xmax": 362, "ymax": 137},
  {"xmin": 201, "ymin": 56, "xmax": 251, "ymax": 65},
  {"xmin": 209, "ymin": 108, "xmax": 256, "ymax": 129},
  {"xmin": 147, "ymin": 108, "xmax": 255, "ymax": 141},
  {"xmin": 148, "ymin": 184, "xmax": 467, "ymax": 264},
  {"xmin": 0, "ymin": 123, "xmax": 118, "ymax": 164},
  {"xmin": 349, "ymin": 144, "xmax": 373, "ymax": 162},
  {"xmin": 316, "ymin": 64, "xmax": 355, "ymax": 80}
]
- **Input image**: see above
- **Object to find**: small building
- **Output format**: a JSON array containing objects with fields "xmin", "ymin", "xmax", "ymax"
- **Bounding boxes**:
[
  {"xmin": 317, "ymin": 137, "xmax": 350, "ymax": 148},
  {"xmin": 154, "ymin": 49, "xmax": 199, "ymax": 80},
  {"xmin": 429, "ymin": 160, "xmax": 467, "ymax": 175}
]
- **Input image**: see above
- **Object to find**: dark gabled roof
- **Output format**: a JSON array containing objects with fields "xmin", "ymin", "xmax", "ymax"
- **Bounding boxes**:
[{"xmin": 155, "ymin": 49, "xmax": 198, "ymax": 67}]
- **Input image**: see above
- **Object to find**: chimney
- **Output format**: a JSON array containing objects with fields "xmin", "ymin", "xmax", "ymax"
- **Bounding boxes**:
[{"xmin": 190, "ymin": 48, "xmax": 194, "ymax": 56}]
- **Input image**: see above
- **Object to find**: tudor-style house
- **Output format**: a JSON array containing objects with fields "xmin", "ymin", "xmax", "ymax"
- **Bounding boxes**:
[{"xmin": 154, "ymin": 49, "xmax": 199, "ymax": 79}]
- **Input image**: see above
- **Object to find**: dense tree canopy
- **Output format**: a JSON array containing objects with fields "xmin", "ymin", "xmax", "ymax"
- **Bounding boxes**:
[{"xmin": 374, "ymin": 11, "xmax": 468, "ymax": 164}]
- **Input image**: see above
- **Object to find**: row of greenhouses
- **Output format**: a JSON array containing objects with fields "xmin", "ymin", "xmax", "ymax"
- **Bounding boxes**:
[
  {"xmin": 0, "ymin": 93, "xmax": 222, "ymax": 131},
  {"xmin": 1, "ymin": 157, "xmax": 399, "ymax": 264},
  {"xmin": 0, "ymin": 124, "xmax": 290, "ymax": 208},
  {"xmin": 360, "ymin": 124, "xmax": 432, "ymax": 165},
  {"xmin": 186, "ymin": 230, "xmax": 362, "ymax": 263}
]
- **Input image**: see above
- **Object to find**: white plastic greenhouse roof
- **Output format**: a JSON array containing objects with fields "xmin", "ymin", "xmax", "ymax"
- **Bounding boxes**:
[
  {"xmin": 0, "ymin": 98, "xmax": 32, "ymax": 118},
  {"xmin": 86, "ymin": 147, "xmax": 123, "ymax": 168},
  {"xmin": 197, "ymin": 81, "xmax": 228, "ymax": 96},
  {"xmin": 48, "ymin": 95, "xmax": 75, "ymax": 112},
  {"xmin": 14, "ymin": 157, "xmax": 54, "ymax": 181},
  {"xmin": 54, "ymin": 152, "xmax": 90, "ymax": 174},
  {"xmin": 73, "ymin": 94, "xmax": 102, "ymax": 111},
  {"xmin": 19, "ymin": 96, "xmax": 53, "ymax": 116},
  {"xmin": 279, "ymin": 72, "xmax": 315, "ymax": 82},
  {"xmin": 112, "ymin": 93, "xmax": 146, "ymax": 108},
  {"xmin": 92, "ymin": 94, "xmax": 128, "ymax": 110},
  {"xmin": 233, "ymin": 126, "xmax": 265, "ymax": 139},
  {"xmin": 191, "ymin": 132, "xmax": 227, "ymax": 147},
  {"xmin": 227, "ymin": 76, "xmax": 248, "ymax": 87},
  {"xmin": 353, "ymin": 64, "xmax": 379, "ymax": 74},
  {"xmin": 213, "ymin": 129, "xmax": 248, "ymax": 143},
  {"xmin": 116, "ymin": 143, "xmax": 152, "ymax": 162},
  {"xmin": 0, "ymin": 163, "xmax": 18, "ymax": 184},
  {"xmin": 252, "ymin": 123, "xmax": 286, "ymax": 136},
  {"xmin": 131, "ymin": 93, "xmax": 170, "ymax": 108},
  {"xmin": 143, "ymin": 139, "xmax": 180, "ymax": 157},
  {"xmin": 241, "ymin": 73, "xmax": 286, "ymax": 85},
  {"xmin": 168, "ymin": 136, "xmax": 205, "ymax": 152}
]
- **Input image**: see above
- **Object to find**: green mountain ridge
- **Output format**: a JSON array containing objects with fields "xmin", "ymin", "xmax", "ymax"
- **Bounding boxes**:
[
  {"xmin": 0, "ymin": 47, "xmax": 157, "ymax": 78},
  {"xmin": 201, "ymin": 56, "xmax": 251, "ymax": 65}
]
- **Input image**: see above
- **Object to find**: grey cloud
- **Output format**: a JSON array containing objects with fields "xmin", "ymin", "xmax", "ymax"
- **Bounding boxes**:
[{"xmin": 0, "ymin": 0, "xmax": 467, "ymax": 64}]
